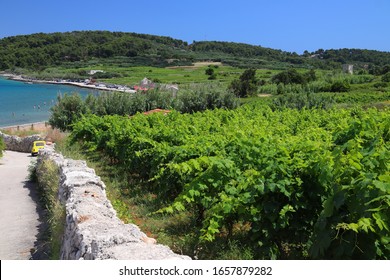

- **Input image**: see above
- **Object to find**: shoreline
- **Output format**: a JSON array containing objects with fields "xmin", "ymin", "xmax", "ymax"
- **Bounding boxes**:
[
  {"xmin": 0, "ymin": 121, "xmax": 51, "ymax": 132},
  {"xmin": 0, "ymin": 73, "xmax": 137, "ymax": 94}
]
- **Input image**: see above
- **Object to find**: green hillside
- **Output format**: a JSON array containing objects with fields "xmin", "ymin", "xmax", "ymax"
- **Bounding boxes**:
[
  {"xmin": 0, "ymin": 31, "xmax": 189, "ymax": 69},
  {"xmin": 0, "ymin": 30, "xmax": 389, "ymax": 70}
]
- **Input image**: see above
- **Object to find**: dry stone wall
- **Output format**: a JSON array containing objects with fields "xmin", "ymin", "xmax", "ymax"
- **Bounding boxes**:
[
  {"xmin": 38, "ymin": 146, "xmax": 191, "ymax": 260},
  {"xmin": 0, "ymin": 131, "xmax": 42, "ymax": 153}
]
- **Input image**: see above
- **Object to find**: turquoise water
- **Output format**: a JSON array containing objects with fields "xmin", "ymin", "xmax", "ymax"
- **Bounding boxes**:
[{"xmin": 0, "ymin": 76, "xmax": 97, "ymax": 127}]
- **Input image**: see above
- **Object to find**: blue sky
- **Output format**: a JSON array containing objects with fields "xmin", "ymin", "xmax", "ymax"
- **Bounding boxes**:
[{"xmin": 1, "ymin": 0, "xmax": 389, "ymax": 54}]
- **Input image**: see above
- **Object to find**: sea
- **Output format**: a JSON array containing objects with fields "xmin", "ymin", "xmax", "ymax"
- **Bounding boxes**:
[{"xmin": 0, "ymin": 76, "xmax": 97, "ymax": 127}]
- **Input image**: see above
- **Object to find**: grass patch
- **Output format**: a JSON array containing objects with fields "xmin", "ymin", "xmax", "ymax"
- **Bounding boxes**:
[
  {"xmin": 54, "ymin": 137, "xmax": 135, "ymax": 224},
  {"xmin": 0, "ymin": 128, "xmax": 42, "ymax": 137},
  {"xmin": 33, "ymin": 158, "xmax": 65, "ymax": 259},
  {"xmin": 0, "ymin": 123, "xmax": 60, "ymax": 139}
]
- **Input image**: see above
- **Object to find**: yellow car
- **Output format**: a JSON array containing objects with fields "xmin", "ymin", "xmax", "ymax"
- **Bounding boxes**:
[{"xmin": 31, "ymin": 140, "xmax": 46, "ymax": 156}]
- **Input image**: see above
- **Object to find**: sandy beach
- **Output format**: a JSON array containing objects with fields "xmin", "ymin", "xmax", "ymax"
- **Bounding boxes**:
[
  {"xmin": 0, "ymin": 121, "xmax": 51, "ymax": 134},
  {"xmin": 1, "ymin": 121, "xmax": 65, "ymax": 145}
]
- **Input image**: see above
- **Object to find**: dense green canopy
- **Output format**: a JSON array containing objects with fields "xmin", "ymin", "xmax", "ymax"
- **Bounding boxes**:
[{"xmin": 1, "ymin": 30, "xmax": 389, "ymax": 70}]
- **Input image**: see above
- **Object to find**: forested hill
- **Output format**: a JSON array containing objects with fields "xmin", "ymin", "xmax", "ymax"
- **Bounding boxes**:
[
  {"xmin": 0, "ymin": 31, "xmax": 189, "ymax": 69},
  {"xmin": 308, "ymin": 48, "xmax": 390, "ymax": 67},
  {"xmin": 190, "ymin": 41, "xmax": 390, "ymax": 69},
  {"xmin": 0, "ymin": 30, "xmax": 389, "ymax": 70}
]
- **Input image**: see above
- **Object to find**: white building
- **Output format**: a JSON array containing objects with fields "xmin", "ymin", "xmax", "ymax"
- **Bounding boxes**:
[
  {"xmin": 342, "ymin": 64, "xmax": 354, "ymax": 74},
  {"xmin": 87, "ymin": 70, "xmax": 104, "ymax": 75}
]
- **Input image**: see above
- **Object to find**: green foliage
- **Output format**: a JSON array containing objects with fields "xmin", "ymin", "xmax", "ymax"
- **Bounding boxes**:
[
  {"xmin": 70, "ymin": 104, "xmax": 390, "ymax": 259},
  {"xmin": 271, "ymin": 68, "xmax": 306, "ymax": 85},
  {"xmin": 84, "ymin": 91, "xmax": 169, "ymax": 116},
  {"xmin": 229, "ymin": 68, "xmax": 258, "ymax": 97},
  {"xmin": 329, "ymin": 80, "xmax": 351, "ymax": 92},
  {"xmin": 305, "ymin": 69, "xmax": 317, "ymax": 82},
  {"xmin": 205, "ymin": 66, "xmax": 217, "ymax": 80},
  {"xmin": 175, "ymin": 84, "xmax": 238, "ymax": 113},
  {"xmin": 49, "ymin": 93, "xmax": 87, "ymax": 131},
  {"xmin": 35, "ymin": 159, "xmax": 65, "ymax": 259},
  {"xmin": 0, "ymin": 31, "xmax": 189, "ymax": 70},
  {"xmin": 318, "ymin": 49, "xmax": 390, "ymax": 68},
  {"xmin": 2, "ymin": 31, "xmax": 390, "ymax": 71},
  {"xmin": 369, "ymin": 64, "xmax": 390, "ymax": 75},
  {"xmin": 271, "ymin": 69, "xmax": 317, "ymax": 85},
  {"xmin": 50, "ymin": 84, "xmax": 238, "ymax": 130},
  {"xmin": 271, "ymin": 92, "xmax": 335, "ymax": 109},
  {"xmin": 190, "ymin": 41, "xmax": 304, "ymax": 69},
  {"xmin": 309, "ymin": 111, "xmax": 390, "ymax": 259},
  {"xmin": 205, "ymin": 67, "xmax": 215, "ymax": 76},
  {"xmin": 0, "ymin": 137, "xmax": 5, "ymax": 158},
  {"xmin": 373, "ymin": 82, "xmax": 388, "ymax": 89},
  {"xmin": 92, "ymin": 71, "xmax": 122, "ymax": 79},
  {"xmin": 259, "ymin": 71, "xmax": 378, "ymax": 101},
  {"xmin": 382, "ymin": 72, "xmax": 390, "ymax": 83}
]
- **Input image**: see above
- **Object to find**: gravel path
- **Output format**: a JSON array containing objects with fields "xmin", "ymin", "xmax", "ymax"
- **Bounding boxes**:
[{"xmin": 0, "ymin": 151, "xmax": 46, "ymax": 259}]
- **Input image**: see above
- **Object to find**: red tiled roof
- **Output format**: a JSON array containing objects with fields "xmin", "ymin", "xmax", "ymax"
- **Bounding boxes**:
[{"xmin": 143, "ymin": 109, "xmax": 171, "ymax": 115}]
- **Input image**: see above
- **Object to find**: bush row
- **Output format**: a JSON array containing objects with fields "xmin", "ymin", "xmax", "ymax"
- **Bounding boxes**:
[{"xmin": 49, "ymin": 84, "xmax": 238, "ymax": 131}]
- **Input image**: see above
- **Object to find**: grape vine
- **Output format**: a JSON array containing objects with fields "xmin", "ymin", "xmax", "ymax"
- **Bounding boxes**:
[{"xmin": 70, "ymin": 103, "xmax": 390, "ymax": 259}]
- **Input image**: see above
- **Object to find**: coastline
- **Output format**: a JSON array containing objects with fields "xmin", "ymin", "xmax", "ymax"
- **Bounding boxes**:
[
  {"xmin": 0, "ymin": 73, "xmax": 137, "ymax": 94},
  {"xmin": 0, "ymin": 121, "xmax": 51, "ymax": 133}
]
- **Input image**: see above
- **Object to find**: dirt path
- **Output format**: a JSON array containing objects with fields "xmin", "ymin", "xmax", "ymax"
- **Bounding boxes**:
[{"xmin": 0, "ymin": 151, "xmax": 46, "ymax": 259}]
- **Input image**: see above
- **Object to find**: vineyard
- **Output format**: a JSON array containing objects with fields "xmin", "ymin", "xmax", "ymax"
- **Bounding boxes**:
[{"xmin": 70, "ymin": 102, "xmax": 390, "ymax": 259}]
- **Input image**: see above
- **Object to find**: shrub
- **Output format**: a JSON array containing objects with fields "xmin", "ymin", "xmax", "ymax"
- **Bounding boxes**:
[
  {"xmin": 176, "ymin": 84, "xmax": 238, "ymax": 113},
  {"xmin": 373, "ymin": 82, "xmax": 388, "ymax": 89},
  {"xmin": 208, "ymin": 73, "xmax": 217, "ymax": 80},
  {"xmin": 329, "ymin": 80, "xmax": 350, "ymax": 92},
  {"xmin": 229, "ymin": 68, "xmax": 258, "ymax": 97},
  {"xmin": 35, "ymin": 159, "xmax": 65, "ymax": 259},
  {"xmin": 205, "ymin": 67, "xmax": 215, "ymax": 76},
  {"xmin": 92, "ymin": 71, "xmax": 121, "ymax": 79},
  {"xmin": 304, "ymin": 69, "xmax": 317, "ymax": 83},
  {"xmin": 0, "ymin": 137, "xmax": 5, "ymax": 158},
  {"xmin": 271, "ymin": 68, "xmax": 306, "ymax": 85},
  {"xmin": 50, "ymin": 84, "xmax": 238, "ymax": 131},
  {"xmin": 49, "ymin": 93, "xmax": 87, "ymax": 131},
  {"xmin": 271, "ymin": 92, "xmax": 335, "ymax": 110},
  {"xmin": 382, "ymin": 72, "xmax": 390, "ymax": 83}
]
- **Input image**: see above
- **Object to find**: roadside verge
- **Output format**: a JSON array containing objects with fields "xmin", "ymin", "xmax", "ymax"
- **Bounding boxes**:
[{"xmin": 36, "ymin": 146, "xmax": 191, "ymax": 260}]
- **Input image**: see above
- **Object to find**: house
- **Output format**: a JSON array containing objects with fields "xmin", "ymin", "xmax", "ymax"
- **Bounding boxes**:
[
  {"xmin": 162, "ymin": 84, "xmax": 179, "ymax": 98},
  {"xmin": 87, "ymin": 70, "xmax": 104, "ymax": 75},
  {"xmin": 140, "ymin": 77, "xmax": 155, "ymax": 88},
  {"xmin": 133, "ymin": 85, "xmax": 149, "ymax": 92},
  {"xmin": 164, "ymin": 84, "xmax": 179, "ymax": 91},
  {"xmin": 143, "ymin": 109, "xmax": 171, "ymax": 116},
  {"xmin": 342, "ymin": 64, "xmax": 354, "ymax": 74}
]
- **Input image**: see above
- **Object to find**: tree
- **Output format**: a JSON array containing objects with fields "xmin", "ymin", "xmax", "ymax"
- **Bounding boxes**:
[
  {"xmin": 304, "ymin": 69, "xmax": 317, "ymax": 82},
  {"xmin": 330, "ymin": 80, "xmax": 350, "ymax": 92},
  {"xmin": 271, "ymin": 68, "xmax": 306, "ymax": 85},
  {"xmin": 382, "ymin": 72, "xmax": 390, "ymax": 82},
  {"xmin": 49, "ymin": 93, "xmax": 87, "ymax": 131},
  {"xmin": 229, "ymin": 68, "xmax": 258, "ymax": 97},
  {"xmin": 205, "ymin": 66, "xmax": 217, "ymax": 80},
  {"xmin": 205, "ymin": 67, "xmax": 214, "ymax": 76}
]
